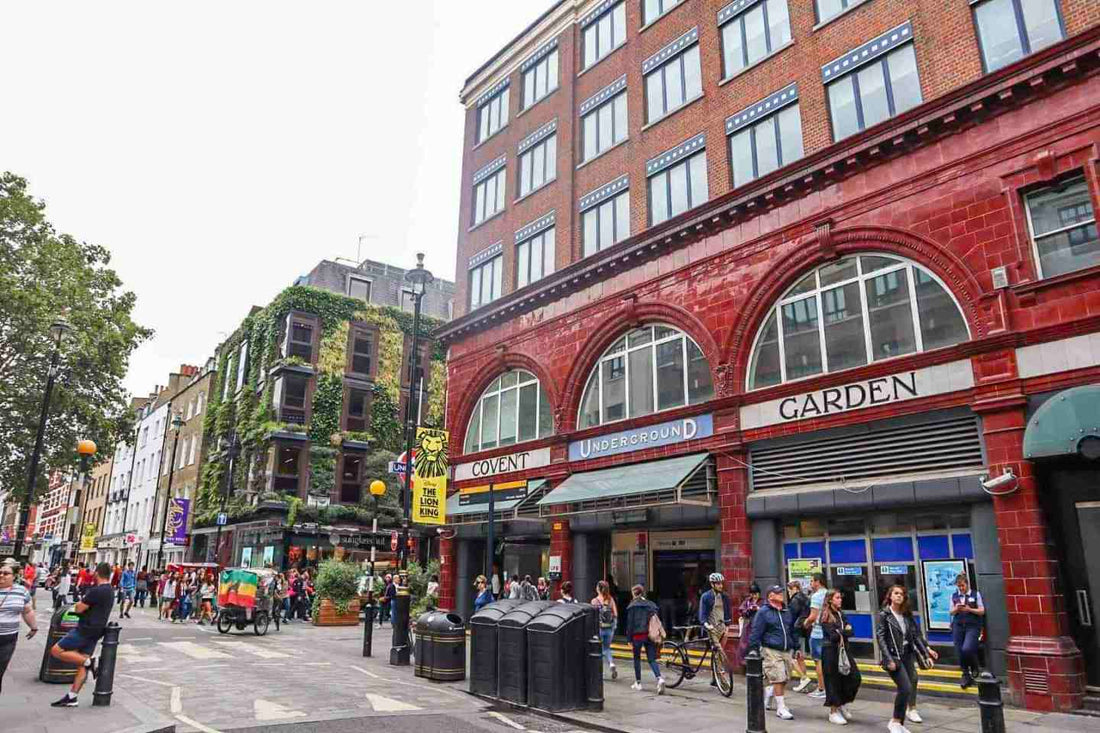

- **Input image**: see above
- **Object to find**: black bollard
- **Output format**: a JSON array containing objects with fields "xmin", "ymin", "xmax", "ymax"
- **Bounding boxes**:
[
  {"xmin": 586, "ymin": 634, "xmax": 605, "ymax": 711},
  {"xmin": 976, "ymin": 672, "xmax": 1006, "ymax": 733},
  {"xmin": 390, "ymin": 587, "xmax": 411, "ymax": 666},
  {"xmin": 363, "ymin": 601, "xmax": 376, "ymax": 657},
  {"xmin": 92, "ymin": 622, "xmax": 121, "ymax": 707},
  {"xmin": 744, "ymin": 649, "xmax": 766, "ymax": 733}
]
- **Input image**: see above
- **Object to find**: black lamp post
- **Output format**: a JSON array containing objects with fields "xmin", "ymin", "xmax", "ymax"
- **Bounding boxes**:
[
  {"xmin": 211, "ymin": 434, "xmax": 241, "ymax": 565},
  {"xmin": 154, "ymin": 412, "xmax": 184, "ymax": 570},
  {"xmin": 14, "ymin": 317, "xmax": 70, "ymax": 561},
  {"xmin": 399, "ymin": 252, "xmax": 433, "ymax": 570}
]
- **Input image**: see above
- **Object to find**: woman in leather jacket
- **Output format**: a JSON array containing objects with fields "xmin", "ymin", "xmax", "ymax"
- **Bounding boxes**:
[
  {"xmin": 821, "ymin": 589, "xmax": 861, "ymax": 725},
  {"xmin": 876, "ymin": 585, "xmax": 938, "ymax": 733}
]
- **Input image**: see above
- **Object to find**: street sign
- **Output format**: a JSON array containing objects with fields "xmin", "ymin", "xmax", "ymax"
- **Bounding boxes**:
[
  {"xmin": 216, "ymin": 512, "xmax": 228, "ymax": 526},
  {"xmin": 388, "ymin": 461, "xmax": 407, "ymax": 474},
  {"xmin": 390, "ymin": 531, "xmax": 399, "ymax": 552}
]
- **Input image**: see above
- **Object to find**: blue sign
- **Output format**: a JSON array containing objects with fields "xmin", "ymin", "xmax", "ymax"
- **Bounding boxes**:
[
  {"xmin": 879, "ymin": 564, "xmax": 909, "ymax": 576},
  {"xmin": 568, "ymin": 414, "xmax": 714, "ymax": 461},
  {"xmin": 836, "ymin": 566, "xmax": 863, "ymax": 576},
  {"xmin": 216, "ymin": 512, "xmax": 228, "ymax": 526}
]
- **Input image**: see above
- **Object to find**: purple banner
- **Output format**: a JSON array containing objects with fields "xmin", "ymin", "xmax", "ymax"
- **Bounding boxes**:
[{"xmin": 167, "ymin": 498, "xmax": 190, "ymax": 545}]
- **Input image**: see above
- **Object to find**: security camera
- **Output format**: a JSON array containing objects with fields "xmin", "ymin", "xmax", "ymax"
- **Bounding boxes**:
[{"xmin": 981, "ymin": 467, "xmax": 1017, "ymax": 491}]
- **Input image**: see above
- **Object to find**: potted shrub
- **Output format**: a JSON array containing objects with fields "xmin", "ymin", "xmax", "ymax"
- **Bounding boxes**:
[{"xmin": 311, "ymin": 559, "xmax": 361, "ymax": 626}]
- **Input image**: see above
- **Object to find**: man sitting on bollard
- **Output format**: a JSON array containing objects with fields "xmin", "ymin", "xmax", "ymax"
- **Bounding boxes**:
[
  {"xmin": 748, "ymin": 585, "xmax": 798, "ymax": 721},
  {"xmin": 48, "ymin": 562, "xmax": 115, "ymax": 707}
]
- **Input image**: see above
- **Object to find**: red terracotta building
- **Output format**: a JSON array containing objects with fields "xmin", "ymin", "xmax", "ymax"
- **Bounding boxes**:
[{"xmin": 437, "ymin": 0, "xmax": 1100, "ymax": 712}]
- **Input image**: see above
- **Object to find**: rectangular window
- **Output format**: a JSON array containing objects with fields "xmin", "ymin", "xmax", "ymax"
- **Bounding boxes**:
[
  {"xmin": 728, "ymin": 103, "xmax": 803, "ymax": 188},
  {"xmin": 287, "ymin": 318, "xmax": 314, "ymax": 361},
  {"xmin": 516, "ymin": 227, "xmax": 556, "ymax": 288},
  {"xmin": 188, "ymin": 435, "xmax": 197, "ymax": 465},
  {"xmin": 235, "ymin": 341, "xmax": 248, "ymax": 391},
  {"xmin": 827, "ymin": 43, "xmax": 921, "ymax": 141},
  {"xmin": 645, "ymin": 45, "xmax": 701, "ymax": 124},
  {"xmin": 582, "ymin": 191, "xmax": 630, "ymax": 257},
  {"xmin": 648, "ymin": 150, "xmax": 708, "ymax": 225},
  {"xmin": 643, "ymin": 0, "xmax": 681, "ymax": 26},
  {"xmin": 1025, "ymin": 177, "xmax": 1100, "ymax": 279},
  {"xmin": 473, "ymin": 168, "xmax": 507, "ymax": 225},
  {"xmin": 345, "ymin": 387, "xmax": 371, "ymax": 433},
  {"xmin": 274, "ymin": 445, "xmax": 300, "ymax": 494},
  {"xmin": 477, "ymin": 87, "xmax": 510, "ymax": 144},
  {"xmin": 582, "ymin": 91, "xmax": 628, "ymax": 162},
  {"xmin": 583, "ymin": 1, "xmax": 627, "ymax": 69},
  {"xmin": 348, "ymin": 327, "xmax": 375, "ymax": 377},
  {"xmin": 469, "ymin": 254, "xmax": 503, "ymax": 310},
  {"xmin": 720, "ymin": 0, "xmax": 791, "ymax": 78},
  {"xmin": 278, "ymin": 373, "xmax": 309, "ymax": 425},
  {"xmin": 340, "ymin": 454, "xmax": 362, "ymax": 504},
  {"xmin": 519, "ymin": 134, "xmax": 557, "ymax": 198},
  {"xmin": 815, "ymin": 0, "xmax": 858, "ymax": 24},
  {"xmin": 974, "ymin": 0, "xmax": 1063, "ymax": 73},
  {"xmin": 347, "ymin": 275, "xmax": 371, "ymax": 301},
  {"xmin": 523, "ymin": 49, "xmax": 558, "ymax": 109}
]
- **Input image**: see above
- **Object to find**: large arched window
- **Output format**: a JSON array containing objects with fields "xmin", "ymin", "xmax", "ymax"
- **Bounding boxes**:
[
  {"xmin": 578, "ymin": 324, "xmax": 714, "ymax": 429},
  {"xmin": 464, "ymin": 370, "xmax": 553, "ymax": 454},
  {"xmin": 748, "ymin": 254, "xmax": 969, "ymax": 390}
]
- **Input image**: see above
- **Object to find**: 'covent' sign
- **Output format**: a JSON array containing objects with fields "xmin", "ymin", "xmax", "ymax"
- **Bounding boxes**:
[{"xmin": 455, "ymin": 447, "xmax": 551, "ymax": 482}]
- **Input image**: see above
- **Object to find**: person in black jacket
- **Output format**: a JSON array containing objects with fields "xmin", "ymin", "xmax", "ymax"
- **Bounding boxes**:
[
  {"xmin": 820, "ymin": 589, "xmax": 861, "ymax": 725},
  {"xmin": 877, "ymin": 584, "xmax": 938, "ymax": 733},
  {"xmin": 624, "ymin": 585, "xmax": 665, "ymax": 694},
  {"xmin": 786, "ymin": 580, "xmax": 813, "ymax": 693}
]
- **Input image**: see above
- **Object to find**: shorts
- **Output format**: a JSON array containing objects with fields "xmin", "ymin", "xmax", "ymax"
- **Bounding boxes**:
[
  {"xmin": 810, "ymin": 636, "xmax": 824, "ymax": 660},
  {"xmin": 762, "ymin": 646, "xmax": 794, "ymax": 684},
  {"xmin": 28, "ymin": 585, "xmax": 37, "ymax": 597},
  {"xmin": 56, "ymin": 629, "xmax": 99, "ymax": 656},
  {"xmin": 122, "ymin": 589, "xmax": 135, "ymax": 600}
]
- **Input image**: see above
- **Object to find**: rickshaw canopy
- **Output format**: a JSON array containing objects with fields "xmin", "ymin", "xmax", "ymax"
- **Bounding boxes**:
[{"xmin": 218, "ymin": 567, "xmax": 277, "ymax": 609}]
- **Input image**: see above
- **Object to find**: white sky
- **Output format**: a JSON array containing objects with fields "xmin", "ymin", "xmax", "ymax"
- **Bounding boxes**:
[{"xmin": 0, "ymin": 1, "xmax": 545, "ymax": 395}]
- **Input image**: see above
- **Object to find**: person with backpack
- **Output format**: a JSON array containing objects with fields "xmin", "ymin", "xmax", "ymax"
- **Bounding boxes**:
[
  {"xmin": 787, "ymin": 579, "xmax": 814, "ymax": 692},
  {"xmin": 592, "ymin": 581, "xmax": 618, "ymax": 679},
  {"xmin": 557, "ymin": 580, "xmax": 577, "ymax": 603},
  {"xmin": 625, "ymin": 584, "xmax": 665, "ymax": 694}
]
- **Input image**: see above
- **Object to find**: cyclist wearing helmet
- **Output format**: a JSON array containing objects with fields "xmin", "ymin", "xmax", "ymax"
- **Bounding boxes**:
[{"xmin": 699, "ymin": 572, "xmax": 733, "ymax": 667}]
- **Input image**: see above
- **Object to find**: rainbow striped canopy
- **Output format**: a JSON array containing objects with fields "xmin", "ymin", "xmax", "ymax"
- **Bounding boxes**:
[{"xmin": 218, "ymin": 568, "xmax": 259, "ymax": 609}]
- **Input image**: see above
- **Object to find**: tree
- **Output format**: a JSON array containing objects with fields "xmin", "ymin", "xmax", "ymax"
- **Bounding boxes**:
[
  {"xmin": 0, "ymin": 172, "xmax": 151, "ymax": 502},
  {"xmin": 358, "ymin": 449, "xmax": 405, "ymax": 526}
]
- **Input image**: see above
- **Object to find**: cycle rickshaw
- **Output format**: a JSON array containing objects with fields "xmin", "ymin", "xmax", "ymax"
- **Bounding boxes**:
[{"xmin": 216, "ymin": 567, "xmax": 279, "ymax": 636}]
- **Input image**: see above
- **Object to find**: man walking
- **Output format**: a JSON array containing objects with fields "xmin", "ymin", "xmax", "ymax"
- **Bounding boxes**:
[
  {"xmin": 787, "ymin": 580, "xmax": 814, "ymax": 692},
  {"xmin": 748, "ymin": 585, "xmax": 798, "ymax": 721},
  {"xmin": 804, "ymin": 572, "xmax": 828, "ymax": 699},
  {"xmin": 49, "ymin": 562, "xmax": 115, "ymax": 707},
  {"xmin": 119, "ymin": 562, "xmax": 136, "ymax": 619}
]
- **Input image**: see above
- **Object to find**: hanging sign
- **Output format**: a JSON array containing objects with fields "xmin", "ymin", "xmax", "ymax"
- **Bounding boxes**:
[
  {"xmin": 455, "ymin": 447, "xmax": 551, "ymax": 482},
  {"xmin": 458, "ymin": 480, "xmax": 528, "ymax": 506},
  {"xmin": 167, "ymin": 498, "xmax": 190, "ymax": 545},
  {"xmin": 569, "ymin": 414, "xmax": 713, "ymax": 461},
  {"xmin": 411, "ymin": 428, "xmax": 448, "ymax": 526},
  {"xmin": 79, "ymin": 523, "xmax": 97, "ymax": 553},
  {"xmin": 787, "ymin": 557, "xmax": 822, "ymax": 588}
]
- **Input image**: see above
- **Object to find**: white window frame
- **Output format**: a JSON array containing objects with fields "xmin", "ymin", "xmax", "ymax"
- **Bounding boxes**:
[
  {"xmin": 1022, "ymin": 175, "xmax": 1099, "ymax": 280},
  {"xmin": 465, "ymin": 369, "xmax": 551, "ymax": 453}
]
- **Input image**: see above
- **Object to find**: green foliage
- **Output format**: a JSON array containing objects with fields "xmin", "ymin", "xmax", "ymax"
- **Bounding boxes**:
[
  {"xmin": 307, "ymin": 373, "xmax": 342, "ymax": 444},
  {"xmin": 369, "ymin": 385, "xmax": 403, "ymax": 453},
  {"xmin": 358, "ymin": 450, "xmax": 404, "ymax": 526},
  {"xmin": 407, "ymin": 559, "xmax": 441, "ymax": 619},
  {"xmin": 311, "ymin": 559, "xmax": 360, "ymax": 615},
  {"xmin": 308, "ymin": 446, "xmax": 337, "ymax": 497},
  {"xmin": 0, "ymin": 173, "xmax": 152, "ymax": 499}
]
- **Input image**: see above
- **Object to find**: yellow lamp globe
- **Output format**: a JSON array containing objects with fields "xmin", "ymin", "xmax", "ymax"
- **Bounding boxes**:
[
  {"xmin": 369, "ymin": 480, "xmax": 386, "ymax": 497},
  {"xmin": 76, "ymin": 439, "xmax": 97, "ymax": 456}
]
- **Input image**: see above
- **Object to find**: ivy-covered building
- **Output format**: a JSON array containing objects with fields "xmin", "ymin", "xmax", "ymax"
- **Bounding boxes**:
[{"xmin": 190, "ymin": 284, "xmax": 446, "ymax": 570}]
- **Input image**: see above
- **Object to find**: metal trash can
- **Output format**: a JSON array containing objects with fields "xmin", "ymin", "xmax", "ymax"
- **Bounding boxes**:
[
  {"xmin": 497, "ymin": 601, "xmax": 555, "ymax": 706},
  {"xmin": 469, "ymin": 599, "xmax": 525, "ymax": 697},
  {"xmin": 413, "ymin": 611, "xmax": 467, "ymax": 681},
  {"xmin": 526, "ymin": 603, "xmax": 594, "ymax": 711},
  {"xmin": 39, "ymin": 604, "xmax": 81, "ymax": 683}
]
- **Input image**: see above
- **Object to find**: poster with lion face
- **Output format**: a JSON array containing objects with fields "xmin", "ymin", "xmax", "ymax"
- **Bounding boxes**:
[{"xmin": 412, "ymin": 427, "xmax": 448, "ymax": 525}]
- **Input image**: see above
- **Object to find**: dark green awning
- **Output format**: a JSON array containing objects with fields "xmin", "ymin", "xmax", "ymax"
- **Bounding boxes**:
[
  {"xmin": 1024, "ymin": 386, "xmax": 1100, "ymax": 460},
  {"xmin": 537, "ymin": 453, "xmax": 714, "ymax": 516}
]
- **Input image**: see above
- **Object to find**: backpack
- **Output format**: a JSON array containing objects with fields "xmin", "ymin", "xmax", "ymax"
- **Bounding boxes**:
[
  {"xmin": 523, "ymin": 583, "xmax": 539, "ymax": 602},
  {"xmin": 648, "ymin": 612, "xmax": 667, "ymax": 645},
  {"xmin": 598, "ymin": 601, "xmax": 615, "ymax": 629}
]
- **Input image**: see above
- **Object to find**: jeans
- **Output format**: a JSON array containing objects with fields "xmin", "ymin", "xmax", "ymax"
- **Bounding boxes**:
[
  {"xmin": 631, "ymin": 638, "xmax": 661, "ymax": 682},
  {"xmin": 886, "ymin": 651, "xmax": 919, "ymax": 720},
  {"xmin": 0, "ymin": 633, "xmax": 16, "ymax": 695},
  {"xmin": 135, "ymin": 588, "xmax": 147, "ymax": 606},
  {"xmin": 599, "ymin": 628, "xmax": 615, "ymax": 667},
  {"xmin": 953, "ymin": 624, "xmax": 981, "ymax": 675}
]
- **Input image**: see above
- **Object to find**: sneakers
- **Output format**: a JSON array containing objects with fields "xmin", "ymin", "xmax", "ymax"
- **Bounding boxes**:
[
  {"xmin": 839, "ymin": 705, "xmax": 853, "ymax": 721},
  {"xmin": 888, "ymin": 722, "xmax": 912, "ymax": 733},
  {"xmin": 829, "ymin": 712, "xmax": 849, "ymax": 726},
  {"xmin": 960, "ymin": 672, "xmax": 973, "ymax": 689},
  {"xmin": 764, "ymin": 690, "xmax": 775, "ymax": 710},
  {"xmin": 631, "ymin": 682, "xmax": 643, "ymax": 691},
  {"xmin": 51, "ymin": 693, "xmax": 78, "ymax": 708},
  {"xmin": 610, "ymin": 664, "xmax": 618, "ymax": 680},
  {"xmin": 793, "ymin": 677, "xmax": 813, "ymax": 693},
  {"xmin": 656, "ymin": 677, "xmax": 666, "ymax": 695},
  {"xmin": 809, "ymin": 689, "xmax": 827, "ymax": 699},
  {"xmin": 906, "ymin": 709, "xmax": 923, "ymax": 724},
  {"xmin": 776, "ymin": 707, "xmax": 794, "ymax": 720}
]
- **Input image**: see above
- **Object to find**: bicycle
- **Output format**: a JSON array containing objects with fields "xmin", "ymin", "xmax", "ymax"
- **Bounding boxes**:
[{"xmin": 662, "ymin": 624, "xmax": 733, "ymax": 697}]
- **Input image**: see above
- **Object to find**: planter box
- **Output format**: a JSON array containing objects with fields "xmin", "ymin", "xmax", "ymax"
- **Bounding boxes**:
[{"xmin": 313, "ymin": 598, "xmax": 360, "ymax": 626}]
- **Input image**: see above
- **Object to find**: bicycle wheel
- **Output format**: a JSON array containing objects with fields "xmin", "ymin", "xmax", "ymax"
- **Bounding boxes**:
[
  {"xmin": 216, "ymin": 611, "xmax": 232, "ymax": 634},
  {"xmin": 254, "ymin": 611, "xmax": 270, "ymax": 636},
  {"xmin": 663, "ymin": 642, "xmax": 691, "ymax": 689},
  {"xmin": 712, "ymin": 645, "xmax": 733, "ymax": 697}
]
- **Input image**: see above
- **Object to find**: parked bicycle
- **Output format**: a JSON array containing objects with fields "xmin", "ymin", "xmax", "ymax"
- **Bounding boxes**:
[{"xmin": 663, "ymin": 624, "xmax": 733, "ymax": 696}]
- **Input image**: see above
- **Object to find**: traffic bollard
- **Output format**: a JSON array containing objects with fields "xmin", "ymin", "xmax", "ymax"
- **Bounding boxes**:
[
  {"xmin": 744, "ymin": 649, "xmax": 766, "ymax": 733},
  {"xmin": 92, "ymin": 622, "xmax": 121, "ymax": 707},
  {"xmin": 363, "ymin": 601, "xmax": 376, "ymax": 657},
  {"xmin": 586, "ymin": 634, "xmax": 605, "ymax": 710},
  {"xmin": 977, "ymin": 671, "xmax": 1006, "ymax": 733}
]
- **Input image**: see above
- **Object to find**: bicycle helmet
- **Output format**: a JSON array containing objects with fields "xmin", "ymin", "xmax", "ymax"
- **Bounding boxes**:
[{"xmin": 708, "ymin": 572, "xmax": 725, "ymax": 584}]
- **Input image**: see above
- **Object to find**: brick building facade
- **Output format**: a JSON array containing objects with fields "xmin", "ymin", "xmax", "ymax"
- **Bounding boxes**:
[{"xmin": 439, "ymin": 0, "xmax": 1100, "ymax": 713}]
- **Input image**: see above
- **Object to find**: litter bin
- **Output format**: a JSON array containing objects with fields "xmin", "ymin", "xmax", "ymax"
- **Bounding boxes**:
[
  {"xmin": 497, "ymin": 601, "xmax": 555, "ymax": 705},
  {"xmin": 39, "ymin": 603, "xmax": 81, "ymax": 683},
  {"xmin": 469, "ymin": 599, "xmax": 525, "ymax": 697},
  {"xmin": 526, "ymin": 603, "xmax": 593, "ymax": 711},
  {"xmin": 413, "ymin": 610, "xmax": 466, "ymax": 681}
]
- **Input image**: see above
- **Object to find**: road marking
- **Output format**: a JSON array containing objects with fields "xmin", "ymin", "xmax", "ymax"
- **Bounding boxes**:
[
  {"xmin": 128, "ymin": 637, "xmax": 153, "ymax": 642},
  {"xmin": 116, "ymin": 643, "xmax": 162, "ymax": 664},
  {"xmin": 366, "ymin": 693, "xmax": 421, "ymax": 712},
  {"xmin": 117, "ymin": 673, "xmax": 177, "ymax": 689},
  {"xmin": 170, "ymin": 686, "xmax": 182, "ymax": 714},
  {"xmin": 159, "ymin": 641, "xmax": 232, "ymax": 659},
  {"xmin": 251, "ymin": 662, "xmax": 285, "ymax": 667},
  {"xmin": 212, "ymin": 640, "xmax": 290, "ymax": 659},
  {"xmin": 176, "ymin": 713, "xmax": 222, "ymax": 733},
  {"xmin": 191, "ymin": 664, "xmax": 228, "ymax": 670},
  {"xmin": 350, "ymin": 664, "xmax": 380, "ymax": 679},
  {"xmin": 489, "ymin": 711, "xmax": 527, "ymax": 730},
  {"xmin": 348, "ymin": 664, "xmax": 469, "ymax": 702},
  {"xmin": 254, "ymin": 698, "xmax": 306, "ymax": 721},
  {"xmin": 303, "ymin": 662, "xmax": 331, "ymax": 666}
]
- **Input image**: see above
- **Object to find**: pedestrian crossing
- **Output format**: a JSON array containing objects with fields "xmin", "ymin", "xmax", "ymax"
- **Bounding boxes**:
[{"xmin": 117, "ymin": 638, "xmax": 298, "ymax": 665}]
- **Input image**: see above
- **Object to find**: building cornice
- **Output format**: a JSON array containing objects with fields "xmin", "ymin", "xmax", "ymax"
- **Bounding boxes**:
[{"xmin": 437, "ymin": 27, "xmax": 1100, "ymax": 344}]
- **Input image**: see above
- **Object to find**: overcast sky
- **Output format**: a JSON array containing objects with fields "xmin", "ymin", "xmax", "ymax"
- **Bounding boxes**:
[{"xmin": 0, "ymin": 1, "xmax": 544, "ymax": 396}]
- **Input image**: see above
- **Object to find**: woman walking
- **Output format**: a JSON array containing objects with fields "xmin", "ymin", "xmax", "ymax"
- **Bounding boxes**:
[
  {"xmin": 877, "ymin": 584, "xmax": 938, "ymax": 733},
  {"xmin": 473, "ymin": 576, "xmax": 494, "ymax": 612},
  {"xmin": 197, "ymin": 575, "xmax": 216, "ymax": 625},
  {"xmin": 624, "ymin": 584, "xmax": 665, "ymax": 694},
  {"xmin": 820, "ymin": 589, "xmax": 861, "ymax": 725},
  {"xmin": 737, "ymin": 583, "xmax": 762, "ymax": 664},
  {"xmin": 591, "ymin": 581, "xmax": 619, "ymax": 679},
  {"xmin": 0, "ymin": 564, "xmax": 39, "ymax": 696},
  {"xmin": 159, "ymin": 573, "xmax": 177, "ymax": 621}
]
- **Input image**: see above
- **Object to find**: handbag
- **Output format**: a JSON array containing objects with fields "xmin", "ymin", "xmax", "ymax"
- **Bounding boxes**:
[
  {"xmin": 838, "ymin": 639, "xmax": 852, "ymax": 676},
  {"xmin": 648, "ymin": 612, "xmax": 667, "ymax": 645}
]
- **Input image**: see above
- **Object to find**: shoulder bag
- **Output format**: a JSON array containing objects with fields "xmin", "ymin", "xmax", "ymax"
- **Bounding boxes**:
[{"xmin": 648, "ymin": 612, "xmax": 667, "ymax": 645}]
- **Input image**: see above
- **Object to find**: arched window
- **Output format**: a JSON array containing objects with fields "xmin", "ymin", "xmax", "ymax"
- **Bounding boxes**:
[
  {"xmin": 748, "ymin": 254, "xmax": 969, "ymax": 390},
  {"xmin": 578, "ymin": 324, "xmax": 714, "ymax": 429},
  {"xmin": 464, "ymin": 370, "xmax": 553, "ymax": 454}
]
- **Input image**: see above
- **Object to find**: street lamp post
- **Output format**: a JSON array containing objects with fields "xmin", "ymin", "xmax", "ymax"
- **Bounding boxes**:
[
  {"xmin": 14, "ymin": 318, "xmax": 70, "ymax": 561},
  {"xmin": 368, "ymin": 479, "xmax": 386, "ymax": 584},
  {"xmin": 67, "ymin": 440, "xmax": 97, "ymax": 561},
  {"xmin": 154, "ymin": 413, "xmax": 184, "ymax": 570},
  {"xmin": 211, "ymin": 434, "xmax": 241, "ymax": 566},
  {"xmin": 399, "ymin": 253, "xmax": 433, "ymax": 571}
]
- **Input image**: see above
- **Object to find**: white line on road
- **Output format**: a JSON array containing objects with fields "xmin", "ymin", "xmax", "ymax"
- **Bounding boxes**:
[
  {"xmin": 366, "ymin": 693, "xmax": 421, "ymax": 712},
  {"xmin": 116, "ymin": 673, "xmax": 177, "ymax": 689},
  {"xmin": 303, "ymin": 662, "xmax": 331, "ymax": 666},
  {"xmin": 350, "ymin": 664, "xmax": 380, "ymax": 679},
  {"xmin": 489, "ymin": 711, "xmax": 527, "ymax": 730},
  {"xmin": 250, "ymin": 662, "xmax": 285, "ymax": 667},
  {"xmin": 176, "ymin": 713, "xmax": 222, "ymax": 733},
  {"xmin": 159, "ymin": 641, "xmax": 232, "ymax": 659},
  {"xmin": 170, "ymin": 686, "xmax": 182, "ymax": 714},
  {"xmin": 348, "ymin": 665, "xmax": 471, "ymax": 702},
  {"xmin": 128, "ymin": 637, "xmax": 153, "ymax": 641},
  {"xmin": 191, "ymin": 664, "xmax": 228, "ymax": 670},
  {"xmin": 255, "ymin": 698, "xmax": 306, "ymax": 721},
  {"xmin": 212, "ymin": 640, "xmax": 290, "ymax": 659}
]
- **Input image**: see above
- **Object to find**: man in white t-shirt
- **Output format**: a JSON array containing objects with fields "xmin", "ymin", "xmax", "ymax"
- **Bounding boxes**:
[{"xmin": 803, "ymin": 572, "xmax": 828, "ymax": 699}]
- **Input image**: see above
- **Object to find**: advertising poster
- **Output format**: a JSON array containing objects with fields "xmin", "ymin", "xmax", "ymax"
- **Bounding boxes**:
[
  {"xmin": 79, "ymin": 522, "xmax": 97, "ymax": 553},
  {"xmin": 167, "ymin": 498, "xmax": 190, "ymax": 545},
  {"xmin": 241, "ymin": 547, "xmax": 253, "ymax": 567},
  {"xmin": 922, "ymin": 558, "xmax": 967, "ymax": 630},
  {"xmin": 411, "ymin": 427, "xmax": 448, "ymax": 525},
  {"xmin": 787, "ymin": 557, "xmax": 823, "ymax": 589},
  {"xmin": 262, "ymin": 546, "xmax": 274, "ymax": 566}
]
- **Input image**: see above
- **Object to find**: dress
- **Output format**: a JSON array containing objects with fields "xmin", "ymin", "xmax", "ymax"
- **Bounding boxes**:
[{"xmin": 821, "ymin": 612, "xmax": 861, "ymax": 707}]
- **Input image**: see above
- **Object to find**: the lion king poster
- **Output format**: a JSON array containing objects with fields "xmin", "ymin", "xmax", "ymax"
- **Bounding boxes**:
[{"xmin": 412, "ymin": 427, "xmax": 448, "ymax": 525}]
